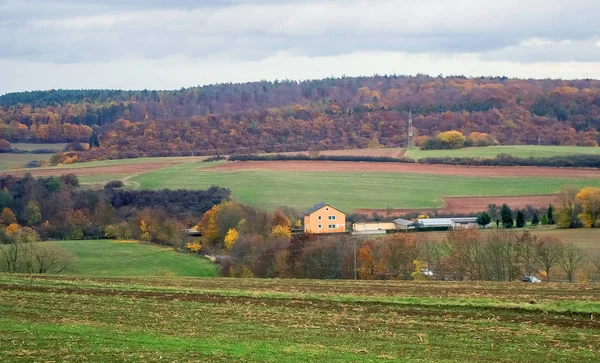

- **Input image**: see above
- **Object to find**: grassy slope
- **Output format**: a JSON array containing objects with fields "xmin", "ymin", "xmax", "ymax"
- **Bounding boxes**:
[
  {"xmin": 0, "ymin": 275, "xmax": 599, "ymax": 362},
  {"xmin": 132, "ymin": 162, "xmax": 600, "ymax": 211},
  {"xmin": 54, "ymin": 239, "xmax": 218, "ymax": 277},
  {"xmin": 405, "ymin": 145, "xmax": 600, "ymax": 160}
]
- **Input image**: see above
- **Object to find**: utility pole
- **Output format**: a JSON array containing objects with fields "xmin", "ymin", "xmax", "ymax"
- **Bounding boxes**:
[
  {"xmin": 353, "ymin": 237, "xmax": 357, "ymax": 280},
  {"xmin": 407, "ymin": 109, "xmax": 413, "ymax": 148}
]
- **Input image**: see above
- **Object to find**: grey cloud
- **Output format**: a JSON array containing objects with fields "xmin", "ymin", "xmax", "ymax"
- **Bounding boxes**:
[{"xmin": 0, "ymin": 0, "xmax": 599, "ymax": 64}]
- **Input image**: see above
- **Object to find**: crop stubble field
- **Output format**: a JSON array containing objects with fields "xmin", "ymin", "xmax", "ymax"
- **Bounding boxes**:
[{"xmin": 0, "ymin": 275, "xmax": 599, "ymax": 362}]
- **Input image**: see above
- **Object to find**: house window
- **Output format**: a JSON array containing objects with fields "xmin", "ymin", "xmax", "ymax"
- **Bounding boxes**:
[
  {"xmin": 326, "ymin": 208, "xmax": 329, "ymax": 211},
  {"xmin": 318, "ymin": 216, "xmax": 322, "ymax": 220},
  {"xmin": 328, "ymin": 216, "xmax": 336, "ymax": 220},
  {"xmin": 318, "ymin": 224, "xmax": 322, "ymax": 229},
  {"xmin": 328, "ymin": 224, "xmax": 336, "ymax": 229}
]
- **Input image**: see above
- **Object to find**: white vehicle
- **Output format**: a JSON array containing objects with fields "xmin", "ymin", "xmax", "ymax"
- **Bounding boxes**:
[
  {"xmin": 523, "ymin": 276, "xmax": 541, "ymax": 283},
  {"xmin": 420, "ymin": 268, "xmax": 434, "ymax": 277}
]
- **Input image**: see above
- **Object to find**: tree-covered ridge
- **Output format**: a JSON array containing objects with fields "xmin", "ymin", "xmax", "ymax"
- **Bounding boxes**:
[{"xmin": 2, "ymin": 75, "xmax": 600, "ymax": 157}]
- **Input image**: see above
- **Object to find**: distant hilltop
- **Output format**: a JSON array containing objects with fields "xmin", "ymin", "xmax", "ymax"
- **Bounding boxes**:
[{"xmin": 1, "ymin": 75, "xmax": 599, "ymax": 159}]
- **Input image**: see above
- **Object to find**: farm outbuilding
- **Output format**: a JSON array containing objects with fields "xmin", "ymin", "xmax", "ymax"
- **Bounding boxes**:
[{"xmin": 352, "ymin": 222, "xmax": 397, "ymax": 235}]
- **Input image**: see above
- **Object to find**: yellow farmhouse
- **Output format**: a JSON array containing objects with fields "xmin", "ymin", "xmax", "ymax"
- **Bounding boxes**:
[{"xmin": 303, "ymin": 203, "xmax": 346, "ymax": 234}]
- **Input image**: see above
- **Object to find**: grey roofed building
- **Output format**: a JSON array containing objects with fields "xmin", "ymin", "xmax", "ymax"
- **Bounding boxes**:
[
  {"xmin": 304, "ymin": 202, "xmax": 346, "ymax": 216},
  {"xmin": 416, "ymin": 218, "xmax": 455, "ymax": 228},
  {"xmin": 449, "ymin": 217, "xmax": 478, "ymax": 224},
  {"xmin": 393, "ymin": 218, "xmax": 416, "ymax": 228}
]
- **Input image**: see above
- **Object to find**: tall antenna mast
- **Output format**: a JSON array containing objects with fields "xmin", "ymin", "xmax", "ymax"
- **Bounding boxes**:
[{"xmin": 407, "ymin": 109, "xmax": 413, "ymax": 148}]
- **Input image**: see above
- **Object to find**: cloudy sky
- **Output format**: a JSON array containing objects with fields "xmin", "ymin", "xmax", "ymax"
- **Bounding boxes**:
[{"xmin": 1, "ymin": 0, "xmax": 599, "ymax": 94}]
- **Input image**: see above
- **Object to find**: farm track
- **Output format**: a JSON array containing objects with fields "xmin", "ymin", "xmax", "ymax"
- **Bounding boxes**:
[{"xmin": 205, "ymin": 160, "xmax": 600, "ymax": 178}]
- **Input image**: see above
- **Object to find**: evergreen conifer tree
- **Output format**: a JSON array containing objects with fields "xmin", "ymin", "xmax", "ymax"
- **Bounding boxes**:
[
  {"xmin": 531, "ymin": 212, "xmax": 539, "ymax": 226},
  {"xmin": 516, "ymin": 210, "xmax": 525, "ymax": 228},
  {"xmin": 501, "ymin": 203, "xmax": 514, "ymax": 228}
]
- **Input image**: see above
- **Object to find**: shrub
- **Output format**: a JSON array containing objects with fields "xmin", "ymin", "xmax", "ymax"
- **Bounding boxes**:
[
  {"xmin": 203, "ymin": 155, "xmax": 226, "ymax": 162},
  {"xmin": 104, "ymin": 180, "xmax": 124, "ymax": 189}
]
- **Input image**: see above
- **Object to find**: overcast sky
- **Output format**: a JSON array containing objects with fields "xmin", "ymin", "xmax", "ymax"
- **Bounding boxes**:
[{"xmin": 1, "ymin": 0, "xmax": 599, "ymax": 94}]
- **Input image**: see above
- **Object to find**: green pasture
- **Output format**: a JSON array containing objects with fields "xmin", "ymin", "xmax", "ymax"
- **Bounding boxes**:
[
  {"xmin": 52, "ymin": 239, "xmax": 218, "ymax": 277},
  {"xmin": 132, "ymin": 162, "xmax": 600, "ymax": 211},
  {"xmin": 0, "ymin": 275, "xmax": 599, "ymax": 362},
  {"xmin": 404, "ymin": 145, "xmax": 600, "ymax": 160}
]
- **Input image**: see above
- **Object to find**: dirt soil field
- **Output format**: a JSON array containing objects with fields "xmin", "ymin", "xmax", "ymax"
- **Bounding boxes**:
[
  {"xmin": 208, "ymin": 161, "xmax": 600, "ymax": 178},
  {"xmin": 356, "ymin": 195, "xmax": 557, "ymax": 216},
  {"xmin": 0, "ymin": 161, "xmax": 181, "ymax": 178}
]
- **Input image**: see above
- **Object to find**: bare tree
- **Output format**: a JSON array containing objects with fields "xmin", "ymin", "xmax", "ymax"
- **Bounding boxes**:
[
  {"xmin": 0, "ymin": 227, "xmax": 39, "ymax": 273},
  {"xmin": 592, "ymin": 255, "xmax": 600, "ymax": 281},
  {"xmin": 516, "ymin": 231, "xmax": 539, "ymax": 277},
  {"xmin": 0, "ymin": 227, "xmax": 74, "ymax": 274},
  {"xmin": 559, "ymin": 244, "xmax": 587, "ymax": 283},
  {"xmin": 536, "ymin": 236, "xmax": 564, "ymax": 282}
]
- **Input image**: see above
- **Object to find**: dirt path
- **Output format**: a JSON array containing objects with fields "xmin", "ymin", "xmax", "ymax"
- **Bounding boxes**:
[
  {"xmin": 356, "ymin": 195, "xmax": 557, "ymax": 216},
  {"xmin": 205, "ymin": 161, "xmax": 600, "ymax": 178}
]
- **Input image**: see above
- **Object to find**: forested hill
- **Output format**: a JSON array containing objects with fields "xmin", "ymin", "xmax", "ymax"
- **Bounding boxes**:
[{"xmin": 1, "ymin": 75, "xmax": 600, "ymax": 159}]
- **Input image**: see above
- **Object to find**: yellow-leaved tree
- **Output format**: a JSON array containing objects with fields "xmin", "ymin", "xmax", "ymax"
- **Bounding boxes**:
[
  {"xmin": 411, "ymin": 260, "xmax": 428, "ymax": 281},
  {"xmin": 437, "ymin": 130, "xmax": 466, "ymax": 149},
  {"xmin": 185, "ymin": 242, "xmax": 202, "ymax": 253},
  {"xmin": 270, "ymin": 225, "xmax": 292, "ymax": 238},
  {"xmin": 576, "ymin": 187, "xmax": 600, "ymax": 227},
  {"xmin": 224, "ymin": 228, "xmax": 239, "ymax": 250}
]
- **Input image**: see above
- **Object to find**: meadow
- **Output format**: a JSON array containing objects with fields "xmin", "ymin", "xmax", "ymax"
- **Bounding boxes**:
[
  {"xmin": 131, "ymin": 161, "xmax": 600, "ymax": 211},
  {"xmin": 0, "ymin": 153, "xmax": 53, "ymax": 170},
  {"xmin": 404, "ymin": 145, "xmax": 600, "ymax": 160},
  {"xmin": 0, "ymin": 274, "xmax": 599, "ymax": 362},
  {"xmin": 52, "ymin": 239, "xmax": 218, "ymax": 277}
]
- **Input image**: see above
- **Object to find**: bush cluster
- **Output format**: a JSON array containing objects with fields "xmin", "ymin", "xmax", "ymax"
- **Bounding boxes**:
[
  {"xmin": 418, "ymin": 153, "xmax": 600, "ymax": 168},
  {"xmin": 229, "ymin": 153, "xmax": 414, "ymax": 163}
]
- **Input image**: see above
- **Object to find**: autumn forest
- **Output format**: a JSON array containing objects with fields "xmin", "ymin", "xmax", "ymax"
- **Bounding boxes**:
[{"xmin": 1, "ymin": 75, "xmax": 600, "ymax": 160}]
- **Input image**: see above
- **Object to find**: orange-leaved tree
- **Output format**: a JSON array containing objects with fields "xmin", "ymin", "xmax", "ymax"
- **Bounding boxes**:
[
  {"xmin": 0, "ymin": 208, "xmax": 17, "ymax": 226},
  {"xmin": 197, "ymin": 205, "xmax": 219, "ymax": 246}
]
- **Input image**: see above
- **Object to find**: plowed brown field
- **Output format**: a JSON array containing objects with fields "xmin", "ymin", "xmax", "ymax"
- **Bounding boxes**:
[
  {"xmin": 207, "ymin": 160, "xmax": 600, "ymax": 178},
  {"xmin": 356, "ymin": 195, "xmax": 557, "ymax": 216}
]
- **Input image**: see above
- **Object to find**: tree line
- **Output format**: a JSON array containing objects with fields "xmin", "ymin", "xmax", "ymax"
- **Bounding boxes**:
[
  {"xmin": 1, "ymin": 75, "xmax": 600, "ymax": 161},
  {"xmin": 0, "ymin": 174, "xmax": 229, "ymax": 243},
  {"xmin": 219, "ymin": 229, "xmax": 597, "ymax": 282}
]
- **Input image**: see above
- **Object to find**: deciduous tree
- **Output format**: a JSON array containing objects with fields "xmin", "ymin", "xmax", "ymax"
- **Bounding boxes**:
[
  {"xmin": 559, "ymin": 244, "xmax": 586, "ymax": 283},
  {"xmin": 536, "ymin": 236, "xmax": 564, "ymax": 282},
  {"xmin": 576, "ymin": 187, "xmax": 600, "ymax": 227}
]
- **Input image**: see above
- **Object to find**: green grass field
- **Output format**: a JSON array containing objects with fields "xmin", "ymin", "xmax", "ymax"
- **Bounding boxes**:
[
  {"xmin": 52, "ymin": 239, "xmax": 218, "ymax": 277},
  {"xmin": 405, "ymin": 145, "xmax": 600, "ymax": 160},
  {"xmin": 131, "ymin": 162, "xmax": 600, "ymax": 211},
  {"xmin": 0, "ymin": 275, "xmax": 599, "ymax": 361}
]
